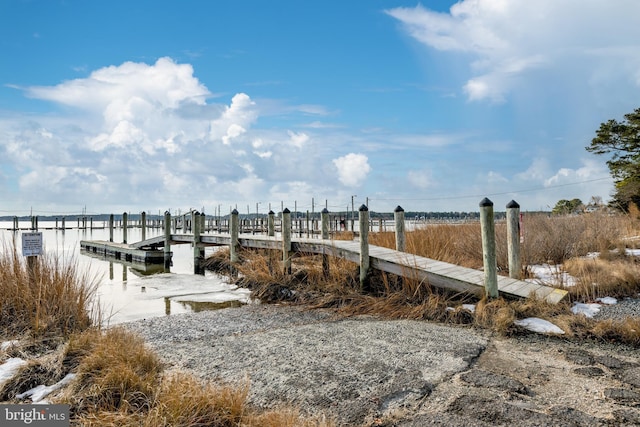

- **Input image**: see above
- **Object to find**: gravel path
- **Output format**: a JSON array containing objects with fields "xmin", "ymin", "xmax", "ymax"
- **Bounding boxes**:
[
  {"xmin": 594, "ymin": 297, "xmax": 640, "ymax": 320},
  {"xmin": 124, "ymin": 302, "xmax": 640, "ymax": 426}
]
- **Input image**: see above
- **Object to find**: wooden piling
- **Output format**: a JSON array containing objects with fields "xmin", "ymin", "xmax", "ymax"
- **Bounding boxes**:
[
  {"xmin": 394, "ymin": 205, "xmax": 406, "ymax": 252},
  {"xmin": 282, "ymin": 208, "xmax": 292, "ymax": 274},
  {"xmin": 141, "ymin": 211, "xmax": 147, "ymax": 241},
  {"xmin": 359, "ymin": 204, "xmax": 370, "ymax": 289},
  {"xmin": 109, "ymin": 214, "xmax": 114, "ymax": 242},
  {"xmin": 321, "ymin": 208, "xmax": 330, "ymax": 277},
  {"xmin": 479, "ymin": 198, "xmax": 498, "ymax": 298},
  {"xmin": 230, "ymin": 209, "xmax": 239, "ymax": 263},
  {"xmin": 122, "ymin": 212, "xmax": 128, "ymax": 244},
  {"xmin": 164, "ymin": 211, "xmax": 171, "ymax": 269},
  {"xmin": 268, "ymin": 210, "xmax": 275, "ymax": 236},
  {"xmin": 506, "ymin": 200, "xmax": 522, "ymax": 279},
  {"xmin": 193, "ymin": 211, "xmax": 204, "ymax": 274}
]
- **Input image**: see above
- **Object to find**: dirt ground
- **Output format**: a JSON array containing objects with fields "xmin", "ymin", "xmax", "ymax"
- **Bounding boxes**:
[
  {"xmin": 124, "ymin": 305, "xmax": 640, "ymax": 426},
  {"xmin": 395, "ymin": 335, "xmax": 640, "ymax": 426}
]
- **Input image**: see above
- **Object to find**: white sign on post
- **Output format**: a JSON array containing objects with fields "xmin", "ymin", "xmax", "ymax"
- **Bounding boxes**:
[{"xmin": 22, "ymin": 232, "xmax": 43, "ymax": 257}]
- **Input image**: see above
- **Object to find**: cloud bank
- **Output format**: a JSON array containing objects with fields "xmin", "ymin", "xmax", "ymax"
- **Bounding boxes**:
[{"xmin": 386, "ymin": 0, "xmax": 640, "ymax": 103}]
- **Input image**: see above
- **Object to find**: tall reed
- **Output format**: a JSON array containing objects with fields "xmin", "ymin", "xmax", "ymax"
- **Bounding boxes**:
[{"xmin": 0, "ymin": 242, "xmax": 98, "ymax": 339}]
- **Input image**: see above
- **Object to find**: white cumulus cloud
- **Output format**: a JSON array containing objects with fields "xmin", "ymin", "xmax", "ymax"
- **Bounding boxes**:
[
  {"xmin": 333, "ymin": 153, "xmax": 371, "ymax": 187},
  {"xmin": 387, "ymin": 1, "xmax": 640, "ymax": 102}
]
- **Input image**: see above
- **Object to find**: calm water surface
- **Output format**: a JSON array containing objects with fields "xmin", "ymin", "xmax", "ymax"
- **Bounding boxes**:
[{"xmin": 0, "ymin": 221, "xmax": 251, "ymax": 325}]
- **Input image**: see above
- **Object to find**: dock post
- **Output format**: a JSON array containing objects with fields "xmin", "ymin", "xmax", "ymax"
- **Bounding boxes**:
[
  {"xmin": 55, "ymin": 217, "xmax": 58, "ymax": 230},
  {"xmin": 164, "ymin": 211, "xmax": 171, "ymax": 270},
  {"xmin": 321, "ymin": 208, "xmax": 330, "ymax": 278},
  {"xmin": 268, "ymin": 210, "xmax": 275, "ymax": 236},
  {"xmin": 13, "ymin": 216, "xmax": 18, "ymax": 231},
  {"xmin": 230, "ymin": 209, "xmax": 239, "ymax": 263},
  {"xmin": 394, "ymin": 205, "xmax": 406, "ymax": 252},
  {"xmin": 321, "ymin": 208, "xmax": 330, "ymax": 240},
  {"xmin": 122, "ymin": 212, "xmax": 128, "ymax": 244},
  {"xmin": 506, "ymin": 200, "xmax": 522, "ymax": 279},
  {"xmin": 359, "ymin": 204, "xmax": 370, "ymax": 290},
  {"xmin": 61, "ymin": 216, "xmax": 65, "ymax": 231},
  {"xmin": 480, "ymin": 198, "xmax": 499, "ymax": 298},
  {"xmin": 109, "ymin": 214, "xmax": 114, "ymax": 242},
  {"xmin": 193, "ymin": 211, "xmax": 204, "ymax": 274},
  {"xmin": 141, "ymin": 211, "xmax": 147, "ymax": 241},
  {"xmin": 282, "ymin": 208, "xmax": 292, "ymax": 274}
]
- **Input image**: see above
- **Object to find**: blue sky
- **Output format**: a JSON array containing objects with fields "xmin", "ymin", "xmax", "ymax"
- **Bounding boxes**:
[{"xmin": 1, "ymin": 0, "xmax": 638, "ymax": 216}]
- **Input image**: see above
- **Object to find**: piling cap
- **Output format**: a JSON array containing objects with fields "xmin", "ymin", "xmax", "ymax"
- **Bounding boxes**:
[
  {"xmin": 231, "ymin": 208, "xmax": 239, "ymax": 215},
  {"xmin": 479, "ymin": 197, "xmax": 493, "ymax": 207},
  {"xmin": 506, "ymin": 200, "xmax": 520, "ymax": 209},
  {"xmin": 394, "ymin": 205, "xmax": 404, "ymax": 213},
  {"xmin": 321, "ymin": 208, "xmax": 329, "ymax": 214},
  {"xmin": 164, "ymin": 210, "xmax": 170, "ymax": 216},
  {"xmin": 268, "ymin": 210, "xmax": 275, "ymax": 215},
  {"xmin": 359, "ymin": 204, "xmax": 368, "ymax": 211},
  {"xmin": 283, "ymin": 207, "xmax": 290, "ymax": 213}
]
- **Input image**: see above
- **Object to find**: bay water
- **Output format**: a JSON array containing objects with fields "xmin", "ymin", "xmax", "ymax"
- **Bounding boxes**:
[{"xmin": 0, "ymin": 221, "xmax": 251, "ymax": 325}]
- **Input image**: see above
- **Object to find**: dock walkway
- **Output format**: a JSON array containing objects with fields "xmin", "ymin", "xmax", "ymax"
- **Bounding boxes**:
[{"xmin": 81, "ymin": 232, "xmax": 568, "ymax": 304}]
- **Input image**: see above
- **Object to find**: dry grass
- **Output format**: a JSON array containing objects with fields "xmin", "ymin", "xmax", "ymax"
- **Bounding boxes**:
[
  {"xmin": 563, "ymin": 256, "xmax": 640, "ymax": 300},
  {"xmin": 204, "ymin": 211, "xmax": 640, "ymax": 346},
  {"xmin": 590, "ymin": 317, "xmax": 640, "ymax": 346},
  {"xmin": 57, "ymin": 327, "xmax": 336, "ymax": 426},
  {"xmin": 0, "ymin": 242, "xmax": 98, "ymax": 339},
  {"xmin": 65, "ymin": 327, "xmax": 164, "ymax": 415}
]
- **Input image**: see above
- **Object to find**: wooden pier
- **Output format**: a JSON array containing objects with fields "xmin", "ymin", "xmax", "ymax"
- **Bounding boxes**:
[
  {"xmin": 80, "ymin": 203, "xmax": 569, "ymax": 304},
  {"xmin": 80, "ymin": 241, "xmax": 167, "ymax": 264}
]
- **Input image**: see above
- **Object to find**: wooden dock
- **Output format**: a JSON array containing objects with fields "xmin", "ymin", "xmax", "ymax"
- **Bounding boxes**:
[
  {"xmin": 80, "ymin": 240, "xmax": 167, "ymax": 263},
  {"xmin": 80, "ymin": 232, "xmax": 568, "ymax": 304}
]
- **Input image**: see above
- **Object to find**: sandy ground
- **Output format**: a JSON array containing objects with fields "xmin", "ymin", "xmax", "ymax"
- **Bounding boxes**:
[{"xmin": 124, "ymin": 304, "xmax": 640, "ymax": 426}]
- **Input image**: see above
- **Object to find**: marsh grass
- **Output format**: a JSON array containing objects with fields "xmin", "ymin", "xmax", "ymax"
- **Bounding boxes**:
[
  {"xmin": 57, "ymin": 328, "xmax": 335, "ymax": 426},
  {"xmin": 205, "ymin": 211, "xmax": 640, "ymax": 345},
  {"xmin": 0, "ymin": 242, "xmax": 98, "ymax": 340},
  {"xmin": 0, "ymin": 242, "xmax": 333, "ymax": 426}
]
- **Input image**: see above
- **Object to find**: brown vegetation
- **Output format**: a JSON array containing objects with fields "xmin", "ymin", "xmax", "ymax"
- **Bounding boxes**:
[
  {"xmin": 0, "ymin": 242, "xmax": 334, "ymax": 426},
  {"xmin": 207, "ymin": 211, "xmax": 640, "ymax": 346},
  {"xmin": 2, "ymin": 210, "xmax": 640, "ymax": 425},
  {"xmin": 0, "ymin": 245, "xmax": 97, "ymax": 340}
]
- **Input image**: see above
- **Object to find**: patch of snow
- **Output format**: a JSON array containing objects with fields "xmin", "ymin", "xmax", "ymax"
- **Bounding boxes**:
[
  {"xmin": 571, "ymin": 302, "xmax": 601, "ymax": 318},
  {"xmin": 595, "ymin": 297, "xmax": 617, "ymax": 305},
  {"xmin": 527, "ymin": 264, "xmax": 576, "ymax": 287},
  {"xmin": 0, "ymin": 357, "xmax": 27, "ymax": 386},
  {"xmin": 17, "ymin": 373, "xmax": 76, "ymax": 403},
  {"xmin": 1, "ymin": 340, "xmax": 20, "ymax": 351},
  {"xmin": 462, "ymin": 304, "xmax": 476, "ymax": 313},
  {"xmin": 626, "ymin": 248, "xmax": 640, "ymax": 257},
  {"xmin": 514, "ymin": 318, "xmax": 565, "ymax": 335}
]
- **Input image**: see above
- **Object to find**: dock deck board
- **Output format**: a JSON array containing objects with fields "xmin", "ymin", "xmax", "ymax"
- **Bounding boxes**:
[{"xmin": 81, "ymin": 232, "xmax": 568, "ymax": 303}]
